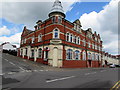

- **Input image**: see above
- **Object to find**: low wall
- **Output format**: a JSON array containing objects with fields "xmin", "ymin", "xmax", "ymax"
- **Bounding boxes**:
[{"xmin": 62, "ymin": 60, "xmax": 87, "ymax": 68}]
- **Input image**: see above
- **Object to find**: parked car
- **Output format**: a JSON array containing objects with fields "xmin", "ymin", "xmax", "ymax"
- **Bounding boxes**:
[
  {"xmin": 115, "ymin": 65, "xmax": 120, "ymax": 67},
  {"xmin": 109, "ymin": 64, "xmax": 115, "ymax": 68}
]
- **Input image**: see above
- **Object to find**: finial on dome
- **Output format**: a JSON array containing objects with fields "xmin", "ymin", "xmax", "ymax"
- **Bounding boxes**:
[{"xmin": 48, "ymin": 0, "xmax": 65, "ymax": 18}]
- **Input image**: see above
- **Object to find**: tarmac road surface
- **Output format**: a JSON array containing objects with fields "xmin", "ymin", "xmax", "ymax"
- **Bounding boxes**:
[{"xmin": 1, "ymin": 53, "xmax": 119, "ymax": 89}]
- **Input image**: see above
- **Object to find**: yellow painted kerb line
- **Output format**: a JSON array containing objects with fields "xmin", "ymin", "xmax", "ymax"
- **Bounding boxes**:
[{"xmin": 110, "ymin": 80, "xmax": 120, "ymax": 90}]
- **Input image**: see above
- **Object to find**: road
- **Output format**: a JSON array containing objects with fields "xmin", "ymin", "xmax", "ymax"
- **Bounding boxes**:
[{"xmin": 1, "ymin": 53, "xmax": 120, "ymax": 89}]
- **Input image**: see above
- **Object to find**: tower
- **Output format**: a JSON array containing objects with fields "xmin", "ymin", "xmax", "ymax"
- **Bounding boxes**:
[{"xmin": 48, "ymin": 0, "xmax": 65, "ymax": 18}]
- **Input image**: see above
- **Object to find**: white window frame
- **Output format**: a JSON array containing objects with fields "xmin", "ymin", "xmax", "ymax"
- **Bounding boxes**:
[
  {"xmin": 83, "ymin": 39, "xmax": 86, "ymax": 46},
  {"xmin": 83, "ymin": 51, "xmax": 86, "ymax": 60},
  {"xmin": 88, "ymin": 42, "xmax": 91, "ymax": 48},
  {"xmin": 72, "ymin": 35, "xmax": 75, "ymax": 43},
  {"xmin": 32, "ymin": 37, "xmax": 34, "ymax": 43},
  {"xmin": 74, "ymin": 36, "xmax": 77, "ymax": 44},
  {"xmin": 58, "ymin": 16, "xmax": 62, "ymax": 24},
  {"xmin": 38, "ymin": 48, "xmax": 42, "ymax": 58},
  {"xmin": 96, "ymin": 54, "xmax": 98, "ymax": 60},
  {"xmin": 77, "ymin": 25, "xmax": 79, "ymax": 31},
  {"xmin": 24, "ymin": 38, "xmax": 26, "ymax": 43},
  {"xmin": 88, "ymin": 52, "xmax": 91, "ymax": 60},
  {"xmin": 38, "ymin": 34, "xmax": 42, "ymax": 42},
  {"xmin": 92, "ymin": 53, "xmax": 94, "ymax": 60},
  {"xmin": 53, "ymin": 28, "xmax": 59, "ymax": 39},
  {"xmin": 70, "ymin": 34, "xmax": 73, "ymax": 42},
  {"xmin": 66, "ymin": 49, "xmax": 73, "ymax": 60},
  {"xmin": 77, "ymin": 37, "xmax": 80, "ymax": 45},
  {"xmin": 92, "ymin": 44, "xmax": 94, "ymax": 49},
  {"xmin": 31, "ymin": 50, "xmax": 34, "ymax": 57},
  {"xmin": 66, "ymin": 32, "xmax": 69, "ymax": 41},
  {"xmin": 75, "ymin": 50, "xmax": 80, "ymax": 60},
  {"xmin": 52, "ymin": 16, "xmax": 56, "ymax": 23}
]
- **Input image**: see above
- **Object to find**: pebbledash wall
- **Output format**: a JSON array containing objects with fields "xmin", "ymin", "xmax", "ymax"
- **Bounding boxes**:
[{"xmin": 18, "ymin": 0, "xmax": 103, "ymax": 68}]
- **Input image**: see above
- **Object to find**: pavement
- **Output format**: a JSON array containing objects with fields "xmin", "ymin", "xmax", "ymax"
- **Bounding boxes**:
[{"xmin": 1, "ymin": 53, "xmax": 120, "ymax": 89}]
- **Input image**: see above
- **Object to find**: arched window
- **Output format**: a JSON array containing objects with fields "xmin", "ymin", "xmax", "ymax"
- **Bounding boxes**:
[
  {"xmin": 72, "ymin": 35, "xmax": 75, "ymax": 43},
  {"xmin": 88, "ymin": 42, "xmax": 91, "ymax": 48},
  {"xmin": 52, "ymin": 16, "xmax": 56, "ymax": 23},
  {"xmin": 70, "ymin": 34, "xmax": 73, "ymax": 42},
  {"xmin": 31, "ymin": 50, "xmax": 34, "ymax": 57},
  {"xmin": 66, "ymin": 49, "xmax": 73, "ymax": 60},
  {"xmin": 98, "ymin": 54, "xmax": 100, "ymax": 60},
  {"xmin": 77, "ymin": 37, "xmax": 80, "ymax": 44},
  {"xmin": 20, "ymin": 49, "xmax": 23, "ymax": 56},
  {"xmin": 92, "ymin": 53, "xmax": 94, "ymax": 60},
  {"xmin": 32, "ymin": 36, "xmax": 34, "ymax": 43},
  {"xmin": 38, "ymin": 48, "xmax": 42, "ymax": 58},
  {"xmin": 75, "ymin": 50, "xmax": 80, "ymax": 60},
  {"xmin": 83, "ymin": 39, "xmax": 86, "ymax": 46},
  {"xmin": 83, "ymin": 51, "xmax": 86, "ymax": 60},
  {"xmin": 38, "ymin": 34, "xmax": 42, "ymax": 42},
  {"xmin": 53, "ymin": 29, "xmax": 59, "ymax": 38},
  {"xmin": 74, "ymin": 23, "xmax": 76, "ymax": 30},
  {"xmin": 74, "ymin": 36, "xmax": 77, "ymax": 44},
  {"xmin": 24, "ymin": 38, "xmax": 26, "ymax": 43},
  {"xmin": 66, "ymin": 33, "xmax": 69, "ymax": 41},
  {"xmin": 96, "ymin": 54, "xmax": 98, "ymax": 60},
  {"xmin": 88, "ymin": 52, "xmax": 91, "ymax": 60},
  {"xmin": 95, "ymin": 45, "xmax": 97, "ymax": 50},
  {"xmin": 99, "ymin": 55, "xmax": 101, "ymax": 60},
  {"xmin": 25, "ymin": 48, "xmax": 27, "ymax": 56},
  {"xmin": 92, "ymin": 44, "xmax": 94, "ymax": 49},
  {"xmin": 58, "ymin": 16, "xmax": 62, "ymax": 24}
]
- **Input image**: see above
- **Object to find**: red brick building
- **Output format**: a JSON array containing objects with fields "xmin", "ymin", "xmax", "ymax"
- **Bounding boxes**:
[{"xmin": 18, "ymin": 0, "xmax": 103, "ymax": 68}]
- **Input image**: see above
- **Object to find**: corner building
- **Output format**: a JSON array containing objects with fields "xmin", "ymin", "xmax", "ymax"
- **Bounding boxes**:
[{"xmin": 18, "ymin": 0, "xmax": 103, "ymax": 68}]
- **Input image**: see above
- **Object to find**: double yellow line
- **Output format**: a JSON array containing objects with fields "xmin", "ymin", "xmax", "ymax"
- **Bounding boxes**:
[{"xmin": 110, "ymin": 80, "xmax": 120, "ymax": 90}]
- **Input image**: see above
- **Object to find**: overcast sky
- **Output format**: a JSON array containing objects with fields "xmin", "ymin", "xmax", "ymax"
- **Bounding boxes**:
[{"xmin": 0, "ymin": 0, "xmax": 119, "ymax": 55}]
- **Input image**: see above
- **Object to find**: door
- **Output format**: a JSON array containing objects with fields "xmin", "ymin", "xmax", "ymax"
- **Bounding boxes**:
[
  {"xmin": 53, "ymin": 47, "xmax": 58, "ymax": 67},
  {"xmin": 88, "ymin": 60, "xmax": 92, "ymax": 67}
]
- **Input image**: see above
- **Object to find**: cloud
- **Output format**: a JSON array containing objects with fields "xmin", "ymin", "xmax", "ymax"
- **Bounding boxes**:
[
  {"xmin": 0, "ymin": 0, "xmax": 80, "ymax": 48},
  {"xmin": 0, "ymin": 26, "xmax": 11, "ymax": 36},
  {"xmin": 80, "ymin": 0, "xmax": 118, "ymax": 55},
  {"xmin": 1, "ymin": 0, "xmax": 80, "ymax": 30},
  {"xmin": 0, "ymin": 32, "xmax": 22, "ymax": 48}
]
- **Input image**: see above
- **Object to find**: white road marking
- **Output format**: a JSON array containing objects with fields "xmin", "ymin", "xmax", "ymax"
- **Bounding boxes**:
[
  {"xmin": 85, "ymin": 72, "xmax": 96, "ymax": 75},
  {"xmin": 9, "ymin": 62, "xmax": 16, "ymax": 66},
  {"xmin": 0, "ymin": 74, "xmax": 3, "ymax": 75},
  {"xmin": 85, "ymin": 73, "xmax": 90, "ymax": 75},
  {"xmin": 5, "ymin": 59, "xmax": 8, "ymax": 61},
  {"xmin": 25, "ymin": 70, "xmax": 32, "ymax": 72},
  {"xmin": 7, "ymin": 72, "xmax": 16, "ymax": 75},
  {"xmin": 39, "ymin": 70, "xmax": 44, "ymax": 71},
  {"xmin": 18, "ymin": 66, "xmax": 25, "ymax": 71},
  {"xmin": 91, "ymin": 72, "xmax": 96, "ymax": 74},
  {"xmin": 46, "ymin": 76, "xmax": 75, "ymax": 83},
  {"xmin": 4, "ymin": 58, "xmax": 25, "ymax": 71},
  {"xmin": 100, "ymin": 70, "xmax": 106, "ymax": 72},
  {"xmin": 33, "ymin": 70, "xmax": 38, "ymax": 72}
]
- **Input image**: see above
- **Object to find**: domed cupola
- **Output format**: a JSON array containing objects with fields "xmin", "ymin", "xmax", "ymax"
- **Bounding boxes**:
[{"xmin": 48, "ymin": 0, "xmax": 65, "ymax": 18}]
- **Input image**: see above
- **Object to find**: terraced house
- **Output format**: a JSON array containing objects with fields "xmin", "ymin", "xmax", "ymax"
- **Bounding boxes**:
[{"xmin": 18, "ymin": 0, "xmax": 103, "ymax": 68}]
